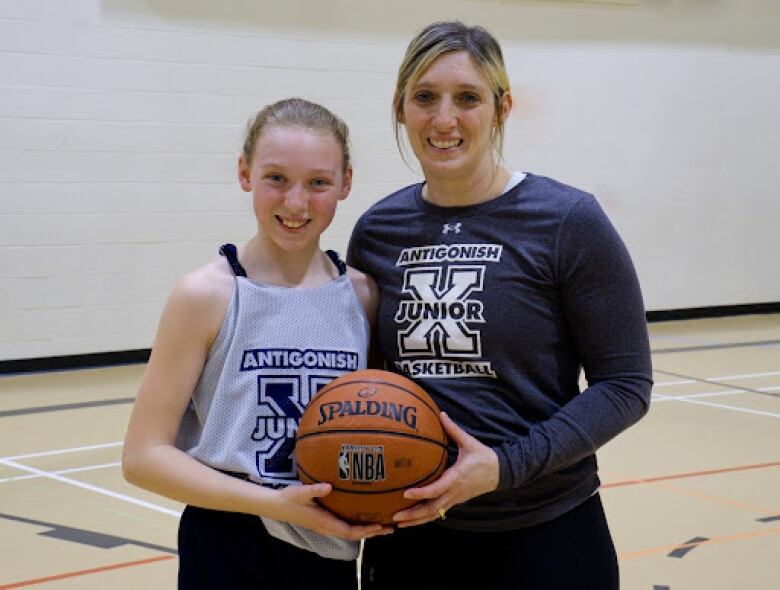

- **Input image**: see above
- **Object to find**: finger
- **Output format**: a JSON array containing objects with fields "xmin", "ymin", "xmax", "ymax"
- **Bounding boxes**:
[
  {"xmin": 394, "ymin": 505, "xmax": 447, "ymax": 528},
  {"xmin": 360, "ymin": 526, "xmax": 396, "ymax": 539},
  {"xmin": 330, "ymin": 521, "xmax": 394, "ymax": 540},
  {"xmin": 396, "ymin": 516, "xmax": 435, "ymax": 528},
  {"xmin": 289, "ymin": 482, "xmax": 332, "ymax": 503},
  {"xmin": 440, "ymin": 411, "xmax": 476, "ymax": 448},
  {"xmin": 393, "ymin": 494, "xmax": 452, "ymax": 523},
  {"xmin": 403, "ymin": 468, "xmax": 458, "ymax": 500}
]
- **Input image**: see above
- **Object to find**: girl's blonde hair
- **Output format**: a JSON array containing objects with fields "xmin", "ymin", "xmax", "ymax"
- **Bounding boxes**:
[{"xmin": 242, "ymin": 98, "xmax": 351, "ymax": 173}]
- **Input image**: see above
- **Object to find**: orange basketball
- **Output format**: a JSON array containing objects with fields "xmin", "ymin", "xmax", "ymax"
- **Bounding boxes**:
[{"xmin": 295, "ymin": 369, "xmax": 448, "ymax": 525}]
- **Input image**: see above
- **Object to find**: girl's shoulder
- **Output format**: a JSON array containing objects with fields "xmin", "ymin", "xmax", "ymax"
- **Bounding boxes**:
[
  {"xmin": 175, "ymin": 257, "xmax": 235, "ymax": 307},
  {"xmin": 161, "ymin": 257, "xmax": 235, "ymax": 342}
]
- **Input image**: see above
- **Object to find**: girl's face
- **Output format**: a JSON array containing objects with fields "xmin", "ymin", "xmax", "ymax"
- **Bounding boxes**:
[
  {"xmin": 401, "ymin": 50, "xmax": 510, "ymax": 185},
  {"xmin": 238, "ymin": 126, "xmax": 351, "ymax": 255}
]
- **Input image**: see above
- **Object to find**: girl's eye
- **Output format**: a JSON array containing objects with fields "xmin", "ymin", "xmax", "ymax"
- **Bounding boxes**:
[{"xmin": 265, "ymin": 174, "xmax": 285, "ymax": 183}]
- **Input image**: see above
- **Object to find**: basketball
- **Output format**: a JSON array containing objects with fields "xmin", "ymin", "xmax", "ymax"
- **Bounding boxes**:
[{"xmin": 295, "ymin": 369, "xmax": 448, "ymax": 525}]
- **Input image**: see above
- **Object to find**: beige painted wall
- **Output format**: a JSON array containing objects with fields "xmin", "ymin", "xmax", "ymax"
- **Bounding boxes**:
[{"xmin": 1, "ymin": 0, "xmax": 778, "ymax": 360}]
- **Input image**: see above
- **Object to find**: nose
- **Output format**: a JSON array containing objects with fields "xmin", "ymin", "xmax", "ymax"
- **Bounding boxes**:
[
  {"xmin": 284, "ymin": 184, "xmax": 309, "ymax": 215},
  {"xmin": 432, "ymin": 96, "xmax": 457, "ymax": 131}
]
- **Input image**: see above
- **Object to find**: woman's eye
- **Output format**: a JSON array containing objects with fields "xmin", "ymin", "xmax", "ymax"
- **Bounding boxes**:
[
  {"xmin": 412, "ymin": 91, "xmax": 434, "ymax": 104},
  {"xmin": 458, "ymin": 93, "xmax": 481, "ymax": 106},
  {"xmin": 311, "ymin": 178, "xmax": 332, "ymax": 189},
  {"xmin": 266, "ymin": 174, "xmax": 284, "ymax": 183}
]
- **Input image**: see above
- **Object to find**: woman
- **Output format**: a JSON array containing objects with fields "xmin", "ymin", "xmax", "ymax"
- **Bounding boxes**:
[
  {"xmin": 347, "ymin": 22, "xmax": 653, "ymax": 589},
  {"xmin": 123, "ymin": 98, "xmax": 390, "ymax": 589}
]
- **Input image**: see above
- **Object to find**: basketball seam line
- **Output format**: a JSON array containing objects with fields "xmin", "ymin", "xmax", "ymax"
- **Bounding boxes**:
[{"xmin": 296, "ymin": 429, "xmax": 447, "ymax": 448}]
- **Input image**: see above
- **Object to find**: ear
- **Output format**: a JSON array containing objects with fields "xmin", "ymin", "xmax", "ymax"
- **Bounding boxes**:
[
  {"xmin": 499, "ymin": 91, "xmax": 513, "ymax": 123},
  {"xmin": 338, "ymin": 165, "xmax": 353, "ymax": 201},
  {"xmin": 394, "ymin": 94, "xmax": 406, "ymax": 125},
  {"xmin": 237, "ymin": 155, "xmax": 252, "ymax": 192}
]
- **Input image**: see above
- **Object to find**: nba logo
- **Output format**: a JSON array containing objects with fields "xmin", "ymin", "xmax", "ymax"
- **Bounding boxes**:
[
  {"xmin": 338, "ymin": 444, "xmax": 386, "ymax": 482},
  {"xmin": 338, "ymin": 450, "xmax": 350, "ymax": 479}
]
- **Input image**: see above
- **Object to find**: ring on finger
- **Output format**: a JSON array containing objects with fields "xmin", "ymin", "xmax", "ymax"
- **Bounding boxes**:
[{"xmin": 438, "ymin": 508, "xmax": 447, "ymax": 520}]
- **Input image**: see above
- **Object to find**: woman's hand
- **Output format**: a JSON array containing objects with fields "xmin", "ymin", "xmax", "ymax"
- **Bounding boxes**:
[
  {"xmin": 273, "ymin": 482, "xmax": 394, "ymax": 540},
  {"xmin": 392, "ymin": 411, "xmax": 500, "ymax": 528}
]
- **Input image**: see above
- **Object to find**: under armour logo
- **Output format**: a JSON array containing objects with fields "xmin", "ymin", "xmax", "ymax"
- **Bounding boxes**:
[{"xmin": 442, "ymin": 222, "xmax": 461, "ymax": 234}]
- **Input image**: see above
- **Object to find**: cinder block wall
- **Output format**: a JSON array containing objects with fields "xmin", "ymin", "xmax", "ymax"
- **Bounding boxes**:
[{"xmin": 2, "ymin": 0, "xmax": 778, "ymax": 360}]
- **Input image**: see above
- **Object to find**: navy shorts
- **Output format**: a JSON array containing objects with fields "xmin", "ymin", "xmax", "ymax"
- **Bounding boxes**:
[
  {"xmin": 178, "ymin": 505, "xmax": 357, "ymax": 589},
  {"xmin": 362, "ymin": 493, "xmax": 619, "ymax": 590}
]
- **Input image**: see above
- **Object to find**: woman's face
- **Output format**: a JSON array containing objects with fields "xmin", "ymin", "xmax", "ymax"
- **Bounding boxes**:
[{"xmin": 401, "ymin": 50, "xmax": 507, "ymax": 184}]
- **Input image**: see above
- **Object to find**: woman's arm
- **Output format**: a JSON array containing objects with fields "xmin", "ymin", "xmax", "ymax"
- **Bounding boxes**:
[{"xmin": 494, "ymin": 194, "xmax": 653, "ymax": 490}]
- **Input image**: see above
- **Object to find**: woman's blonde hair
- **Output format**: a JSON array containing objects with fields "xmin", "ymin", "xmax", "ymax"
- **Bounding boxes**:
[{"xmin": 393, "ymin": 21, "xmax": 510, "ymax": 161}]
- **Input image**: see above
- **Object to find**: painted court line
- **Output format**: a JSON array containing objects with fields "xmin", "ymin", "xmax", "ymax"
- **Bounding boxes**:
[
  {"xmin": 603, "ymin": 461, "xmax": 780, "ymax": 489},
  {"xmin": 651, "ymin": 390, "xmax": 780, "ymax": 418},
  {"xmin": 672, "ymin": 397, "xmax": 780, "ymax": 419},
  {"xmin": 0, "ymin": 397, "xmax": 134, "ymax": 418},
  {"xmin": 0, "ymin": 462, "xmax": 120, "ymax": 484},
  {"xmin": 653, "ymin": 370, "xmax": 780, "ymax": 388},
  {"xmin": 652, "ymin": 339, "xmax": 780, "ymax": 354},
  {"xmin": 3, "ymin": 442, "xmax": 122, "ymax": 461},
  {"xmin": 0, "ymin": 555, "xmax": 176, "ymax": 589},
  {"xmin": 618, "ymin": 527, "xmax": 780, "ymax": 561},
  {"xmin": 0, "ymin": 458, "xmax": 180, "ymax": 517},
  {"xmin": 653, "ymin": 385, "xmax": 780, "ymax": 402},
  {"xmin": 653, "ymin": 388, "xmax": 744, "ymax": 400}
]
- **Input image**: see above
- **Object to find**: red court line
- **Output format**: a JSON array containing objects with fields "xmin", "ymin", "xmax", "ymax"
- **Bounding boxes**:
[
  {"xmin": 0, "ymin": 555, "xmax": 175, "ymax": 589},
  {"xmin": 618, "ymin": 527, "xmax": 780, "ymax": 561},
  {"xmin": 603, "ymin": 460, "xmax": 780, "ymax": 489}
]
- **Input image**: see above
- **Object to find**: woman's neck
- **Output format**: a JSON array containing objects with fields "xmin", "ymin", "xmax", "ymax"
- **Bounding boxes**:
[{"xmin": 422, "ymin": 164, "xmax": 511, "ymax": 207}]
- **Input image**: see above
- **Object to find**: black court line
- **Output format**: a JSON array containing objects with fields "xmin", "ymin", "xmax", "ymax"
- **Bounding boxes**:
[
  {"xmin": 757, "ymin": 515, "xmax": 780, "ymax": 523},
  {"xmin": 0, "ymin": 512, "xmax": 176, "ymax": 554},
  {"xmin": 668, "ymin": 536, "xmax": 710, "ymax": 558},
  {"xmin": 653, "ymin": 369, "xmax": 780, "ymax": 399},
  {"xmin": 653, "ymin": 586, "xmax": 671, "ymax": 590},
  {"xmin": 652, "ymin": 339, "xmax": 780, "ymax": 355},
  {"xmin": 0, "ymin": 397, "xmax": 135, "ymax": 418}
]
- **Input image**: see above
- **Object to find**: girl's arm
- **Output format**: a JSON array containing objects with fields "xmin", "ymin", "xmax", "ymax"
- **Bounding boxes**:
[{"xmin": 123, "ymin": 267, "xmax": 387, "ymax": 540}]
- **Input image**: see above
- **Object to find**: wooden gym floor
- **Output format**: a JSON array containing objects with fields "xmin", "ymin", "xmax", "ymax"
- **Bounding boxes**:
[{"xmin": 0, "ymin": 314, "xmax": 778, "ymax": 589}]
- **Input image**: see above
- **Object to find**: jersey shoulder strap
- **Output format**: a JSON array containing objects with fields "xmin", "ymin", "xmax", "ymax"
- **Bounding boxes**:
[
  {"xmin": 325, "ymin": 250, "xmax": 347, "ymax": 275},
  {"xmin": 218, "ymin": 243, "xmax": 248, "ymax": 277}
]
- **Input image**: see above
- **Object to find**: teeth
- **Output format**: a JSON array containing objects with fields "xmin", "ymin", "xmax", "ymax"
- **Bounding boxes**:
[
  {"xmin": 429, "ymin": 139, "xmax": 461, "ymax": 149},
  {"xmin": 281, "ymin": 218, "xmax": 307, "ymax": 229}
]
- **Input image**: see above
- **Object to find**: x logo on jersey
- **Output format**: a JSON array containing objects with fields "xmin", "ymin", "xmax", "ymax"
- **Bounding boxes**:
[{"xmin": 395, "ymin": 266, "xmax": 485, "ymax": 357}]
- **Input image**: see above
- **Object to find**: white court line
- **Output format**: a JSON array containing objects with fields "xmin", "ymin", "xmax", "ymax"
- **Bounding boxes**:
[
  {"xmin": 0, "ymin": 461, "xmax": 120, "ymax": 484},
  {"xmin": 708, "ymin": 370, "xmax": 780, "ymax": 382},
  {"xmin": 0, "ymin": 458, "xmax": 181, "ymax": 517},
  {"xmin": 653, "ymin": 385, "xmax": 780, "ymax": 401},
  {"xmin": 653, "ymin": 370, "xmax": 780, "ymax": 388},
  {"xmin": 670, "ymin": 398, "xmax": 780, "ymax": 419},
  {"xmin": 5, "ymin": 441, "xmax": 122, "ymax": 461},
  {"xmin": 653, "ymin": 388, "xmax": 743, "ymax": 400},
  {"xmin": 653, "ymin": 379, "xmax": 696, "ymax": 388},
  {"xmin": 652, "ymin": 387, "xmax": 780, "ymax": 418}
]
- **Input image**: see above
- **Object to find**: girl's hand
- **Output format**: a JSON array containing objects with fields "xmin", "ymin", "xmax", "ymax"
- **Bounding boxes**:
[
  {"xmin": 392, "ymin": 411, "xmax": 500, "ymax": 528},
  {"xmin": 274, "ymin": 482, "xmax": 393, "ymax": 540}
]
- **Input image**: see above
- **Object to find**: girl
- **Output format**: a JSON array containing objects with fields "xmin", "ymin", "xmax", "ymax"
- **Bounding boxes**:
[
  {"xmin": 348, "ymin": 22, "xmax": 653, "ymax": 589},
  {"xmin": 123, "ymin": 98, "xmax": 388, "ymax": 589}
]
